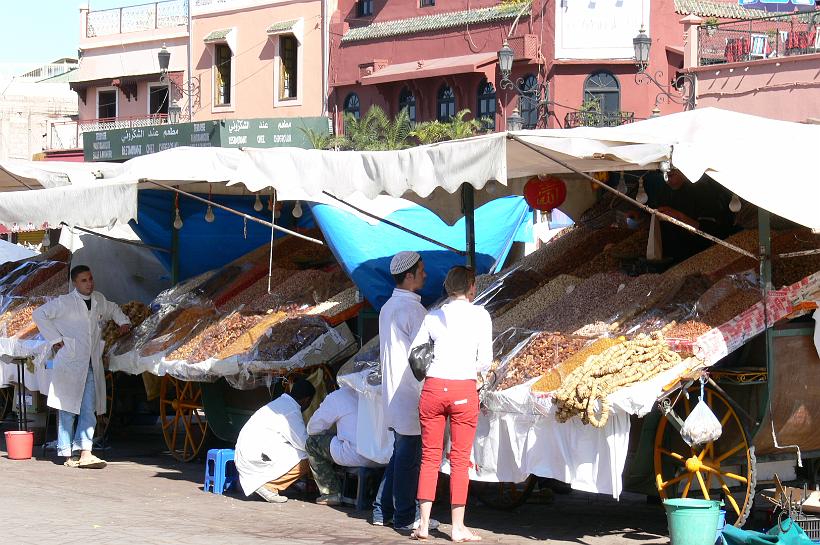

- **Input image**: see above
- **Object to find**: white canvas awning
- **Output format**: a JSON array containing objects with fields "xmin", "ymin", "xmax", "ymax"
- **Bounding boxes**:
[
  {"xmin": 0, "ymin": 108, "xmax": 817, "ymax": 230},
  {"xmin": 233, "ymin": 108, "xmax": 820, "ymax": 229}
]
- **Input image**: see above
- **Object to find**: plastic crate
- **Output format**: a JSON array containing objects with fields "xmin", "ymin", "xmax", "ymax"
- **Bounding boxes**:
[{"xmin": 794, "ymin": 513, "xmax": 820, "ymax": 541}]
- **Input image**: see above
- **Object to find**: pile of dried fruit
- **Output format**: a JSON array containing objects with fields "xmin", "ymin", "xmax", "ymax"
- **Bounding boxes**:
[
  {"xmin": 532, "ymin": 337, "xmax": 623, "ymax": 393},
  {"xmin": 168, "ymin": 311, "xmax": 266, "ymax": 363},
  {"xmin": 217, "ymin": 311, "xmax": 288, "ymax": 360},
  {"xmin": 139, "ymin": 306, "xmax": 218, "ymax": 356},
  {"xmin": 255, "ymin": 316, "xmax": 329, "ymax": 362},
  {"xmin": 495, "ymin": 333, "xmax": 587, "ymax": 391},
  {"xmin": 554, "ymin": 332, "xmax": 683, "ymax": 427},
  {"xmin": 102, "ymin": 301, "xmax": 151, "ymax": 353}
]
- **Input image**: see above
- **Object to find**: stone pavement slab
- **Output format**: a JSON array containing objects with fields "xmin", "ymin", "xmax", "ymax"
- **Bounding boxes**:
[{"xmin": 1, "ymin": 432, "xmax": 669, "ymax": 545}]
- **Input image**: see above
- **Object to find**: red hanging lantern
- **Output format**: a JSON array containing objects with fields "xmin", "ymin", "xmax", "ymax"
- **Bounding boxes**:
[{"xmin": 523, "ymin": 176, "xmax": 567, "ymax": 212}]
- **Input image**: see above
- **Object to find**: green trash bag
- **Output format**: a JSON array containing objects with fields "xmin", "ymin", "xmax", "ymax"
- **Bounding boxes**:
[{"xmin": 722, "ymin": 518, "xmax": 815, "ymax": 545}]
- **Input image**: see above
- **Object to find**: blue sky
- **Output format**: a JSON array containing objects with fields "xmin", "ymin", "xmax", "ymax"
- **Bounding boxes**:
[{"xmin": 4, "ymin": 1, "xmax": 132, "ymax": 63}]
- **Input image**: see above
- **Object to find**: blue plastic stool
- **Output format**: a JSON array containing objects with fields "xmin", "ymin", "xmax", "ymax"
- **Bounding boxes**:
[
  {"xmin": 204, "ymin": 448, "xmax": 238, "ymax": 495},
  {"xmin": 340, "ymin": 467, "xmax": 382, "ymax": 511}
]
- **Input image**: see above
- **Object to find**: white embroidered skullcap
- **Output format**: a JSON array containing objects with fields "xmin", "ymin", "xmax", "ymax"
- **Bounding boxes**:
[{"xmin": 389, "ymin": 251, "xmax": 421, "ymax": 275}]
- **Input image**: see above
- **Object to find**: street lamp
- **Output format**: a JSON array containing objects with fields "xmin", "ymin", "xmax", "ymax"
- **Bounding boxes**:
[
  {"xmin": 158, "ymin": 44, "xmax": 171, "ymax": 74},
  {"xmin": 632, "ymin": 27, "xmax": 651, "ymax": 72},
  {"xmin": 506, "ymin": 105, "xmax": 524, "ymax": 132},
  {"xmin": 632, "ymin": 26, "xmax": 696, "ymax": 111},
  {"xmin": 497, "ymin": 40, "xmax": 514, "ymax": 82},
  {"xmin": 168, "ymin": 102, "xmax": 181, "ymax": 124}
]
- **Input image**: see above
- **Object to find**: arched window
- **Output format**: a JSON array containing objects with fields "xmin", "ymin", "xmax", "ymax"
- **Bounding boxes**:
[
  {"xmin": 343, "ymin": 93, "xmax": 361, "ymax": 120},
  {"xmin": 519, "ymin": 74, "xmax": 540, "ymax": 129},
  {"xmin": 476, "ymin": 79, "xmax": 496, "ymax": 131},
  {"xmin": 583, "ymin": 71, "xmax": 620, "ymax": 114},
  {"xmin": 437, "ymin": 85, "xmax": 455, "ymax": 122},
  {"xmin": 398, "ymin": 87, "xmax": 416, "ymax": 125}
]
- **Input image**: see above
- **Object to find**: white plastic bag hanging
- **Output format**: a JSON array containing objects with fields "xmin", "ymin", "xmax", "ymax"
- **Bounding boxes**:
[{"xmin": 680, "ymin": 380, "xmax": 723, "ymax": 447}]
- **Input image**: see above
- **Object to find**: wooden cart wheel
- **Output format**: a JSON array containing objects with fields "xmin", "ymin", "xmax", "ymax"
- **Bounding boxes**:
[
  {"xmin": 0, "ymin": 386, "xmax": 11, "ymax": 421},
  {"xmin": 159, "ymin": 375, "xmax": 208, "ymax": 462},
  {"xmin": 95, "ymin": 371, "xmax": 115, "ymax": 441},
  {"xmin": 473, "ymin": 475, "xmax": 537, "ymax": 510},
  {"xmin": 654, "ymin": 385, "xmax": 756, "ymax": 527}
]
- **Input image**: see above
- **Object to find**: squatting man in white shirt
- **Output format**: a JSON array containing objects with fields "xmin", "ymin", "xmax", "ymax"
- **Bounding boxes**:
[
  {"xmin": 234, "ymin": 379, "xmax": 316, "ymax": 503},
  {"xmin": 33, "ymin": 265, "xmax": 131, "ymax": 469},
  {"xmin": 305, "ymin": 385, "xmax": 383, "ymax": 506}
]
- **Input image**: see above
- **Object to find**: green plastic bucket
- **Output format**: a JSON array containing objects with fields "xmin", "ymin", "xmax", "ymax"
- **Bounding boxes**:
[{"xmin": 663, "ymin": 498, "xmax": 721, "ymax": 545}]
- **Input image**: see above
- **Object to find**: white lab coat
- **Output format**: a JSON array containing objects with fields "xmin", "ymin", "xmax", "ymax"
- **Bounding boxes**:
[
  {"xmin": 235, "ymin": 394, "xmax": 308, "ymax": 496},
  {"xmin": 307, "ymin": 386, "xmax": 381, "ymax": 468},
  {"xmin": 379, "ymin": 288, "xmax": 426, "ymax": 436},
  {"xmin": 32, "ymin": 290, "xmax": 129, "ymax": 415}
]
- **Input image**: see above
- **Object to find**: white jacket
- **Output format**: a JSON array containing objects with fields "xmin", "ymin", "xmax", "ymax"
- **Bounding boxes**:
[
  {"xmin": 379, "ymin": 288, "xmax": 426, "ymax": 436},
  {"xmin": 234, "ymin": 394, "xmax": 308, "ymax": 496},
  {"xmin": 307, "ymin": 386, "xmax": 381, "ymax": 468},
  {"xmin": 32, "ymin": 290, "xmax": 129, "ymax": 415}
]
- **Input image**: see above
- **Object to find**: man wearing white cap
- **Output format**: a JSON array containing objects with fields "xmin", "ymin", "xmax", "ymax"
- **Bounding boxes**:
[{"xmin": 372, "ymin": 251, "xmax": 438, "ymax": 532}]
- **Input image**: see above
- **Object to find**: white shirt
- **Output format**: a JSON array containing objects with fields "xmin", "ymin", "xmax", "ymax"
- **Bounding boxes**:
[
  {"xmin": 379, "ymin": 288, "xmax": 427, "ymax": 436},
  {"xmin": 33, "ymin": 290, "xmax": 130, "ymax": 415},
  {"xmin": 234, "ymin": 394, "xmax": 308, "ymax": 496},
  {"xmin": 307, "ymin": 386, "xmax": 381, "ymax": 468},
  {"xmin": 412, "ymin": 299, "xmax": 493, "ymax": 381}
]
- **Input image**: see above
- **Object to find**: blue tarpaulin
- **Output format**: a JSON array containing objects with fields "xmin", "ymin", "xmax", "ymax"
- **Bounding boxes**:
[
  {"xmin": 309, "ymin": 196, "xmax": 533, "ymax": 309},
  {"xmin": 131, "ymin": 190, "xmax": 313, "ymax": 281}
]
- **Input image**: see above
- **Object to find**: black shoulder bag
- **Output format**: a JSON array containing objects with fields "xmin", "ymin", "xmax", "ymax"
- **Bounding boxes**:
[{"xmin": 408, "ymin": 337, "xmax": 434, "ymax": 382}]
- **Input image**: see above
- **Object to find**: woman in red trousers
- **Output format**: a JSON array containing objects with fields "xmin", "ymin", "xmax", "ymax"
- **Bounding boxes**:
[{"xmin": 409, "ymin": 266, "xmax": 492, "ymax": 542}]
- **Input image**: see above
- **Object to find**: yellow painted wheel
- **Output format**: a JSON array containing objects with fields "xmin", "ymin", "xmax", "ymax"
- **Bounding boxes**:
[
  {"xmin": 159, "ymin": 376, "xmax": 208, "ymax": 462},
  {"xmin": 0, "ymin": 386, "xmax": 11, "ymax": 421},
  {"xmin": 95, "ymin": 371, "xmax": 115, "ymax": 441},
  {"xmin": 654, "ymin": 386, "xmax": 755, "ymax": 526}
]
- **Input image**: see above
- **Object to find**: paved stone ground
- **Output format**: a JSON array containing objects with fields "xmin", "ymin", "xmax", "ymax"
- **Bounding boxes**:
[{"xmin": 1, "ymin": 426, "xmax": 669, "ymax": 545}]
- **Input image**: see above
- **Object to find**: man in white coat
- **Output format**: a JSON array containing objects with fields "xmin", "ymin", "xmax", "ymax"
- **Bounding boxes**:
[
  {"xmin": 234, "ymin": 379, "xmax": 316, "ymax": 503},
  {"xmin": 305, "ymin": 385, "xmax": 382, "ymax": 506},
  {"xmin": 372, "ymin": 251, "xmax": 438, "ymax": 532},
  {"xmin": 33, "ymin": 265, "xmax": 130, "ymax": 469}
]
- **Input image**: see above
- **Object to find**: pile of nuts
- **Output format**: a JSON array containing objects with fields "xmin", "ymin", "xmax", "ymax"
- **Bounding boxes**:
[
  {"xmin": 493, "ymin": 275, "xmax": 578, "ymax": 333},
  {"xmin": 663, "ymin": 230, "xmax": 760, "ymax": 280},
  {"xmin": 495, "ymin": 332, "xmax": 587, "ymax": 391},
  {"xmin": 255, "ymin": 316, "xmax": 329, "ymax": 362},
  {"xmin": 476, "ymin": 268, "xmax": 545, "ymax": 317},
  {"xmin": 306, "ymin": 286, "xmax": 359, "ymax": 317},
  {"xmin": 218, "ymin": 269, "xmax": 293, "ymax": 311},
  {"xmin": 554, "ymin": 332, "xmax": 683, "ymax": 428},
  {"xmin": 102, "ymin": 301, "xmax": 151, "ymax": 354},
  {"xmin": 216, "ymin": 311, "xmax": 288, "ymax": 360},
  {"xmin": 249, "ymin": 269, "xmax": 350, "ymax": 312},
  {"xmin": 701, "ymin": 290, "xmax": 761, "ymax": 327},
  {"xmin": 527, "ymin": 272, "xmax": 631, "ymax": 333},
  {"xmin": 4, "ymin": 302, "xmax": 39, "ymax": 337},
  {"xmin": 665, "ymin": 320, "xmax": 712, "ymax": 342}
]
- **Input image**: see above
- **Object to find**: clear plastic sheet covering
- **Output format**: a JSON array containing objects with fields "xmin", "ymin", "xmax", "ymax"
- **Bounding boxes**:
[
  {"xmin": 474, "ymin": 266, "xmax": 544, "ymax": 318},
  {"xmin": 0, "ymin": 260, "xmax": 66, "ymax": 297}
]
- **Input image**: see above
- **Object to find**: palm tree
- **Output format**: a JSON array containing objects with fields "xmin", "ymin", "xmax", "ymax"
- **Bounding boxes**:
[
  {"xmin": 410, "ymin": 120, "xmax": 450, "ymax": 145},
  {"xmin": 299, "ymin": 126, "xmax": 334, "ymax": 150},
  {"xmin": 380, "ymin": 107, "xmax": 412, "ymax": 150},
  {"xmin": 446, "ymin": 109, "xmax": 482, "ymax": 140}
]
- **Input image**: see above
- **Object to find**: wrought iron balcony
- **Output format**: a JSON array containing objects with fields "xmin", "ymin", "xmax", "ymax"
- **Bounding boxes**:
[
  {"xmin": 85, "ymin": 0, "xmax": 187, "ymax": 38},
  {"xmin": 564, "ymin": 110, "xmax": 635, "ymax": 129},
  {"xmin": 46, "ymin": 114, "xmax": 169, "ymax": 150},
  {"xmin": 698, "ymin": 10, "xmax": 820, "ymax": 66}
]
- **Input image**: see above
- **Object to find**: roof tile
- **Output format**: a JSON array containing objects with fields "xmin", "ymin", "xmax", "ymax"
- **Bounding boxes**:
[
  {"xmin": 674, "ymin": 0, "xmax": 768, "ymax": 19},
  {"xmin": 342, "ymin": 2, "xmax": 530, "ymax": 43}
]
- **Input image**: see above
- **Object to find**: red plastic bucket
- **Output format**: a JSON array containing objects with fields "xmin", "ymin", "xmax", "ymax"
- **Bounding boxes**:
[{"xmin": 5, "ymin": 431, "xmax": 34, "ymax": 460}]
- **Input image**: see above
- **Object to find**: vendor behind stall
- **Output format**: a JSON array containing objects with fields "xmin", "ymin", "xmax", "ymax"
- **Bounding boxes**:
[
  {"xmin": 234, "ymin": 380, "xmax": 316, "ymax": 503},
  {"xmin": 643, "ymin": 170, "xmax": 736, "ymax": 262}
]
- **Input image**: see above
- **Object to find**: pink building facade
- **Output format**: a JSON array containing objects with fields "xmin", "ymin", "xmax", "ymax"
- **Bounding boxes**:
[
  {"xmin": 71, "ymin": 0, "xmax": 327, "ymax": 132},
  {"xmin": 328, "ymin": 0, "xmax": 709, "ymax": 132},
  {"xmin": 681, "ymin": 6, "xmax": 820, "ymax": 123}
]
